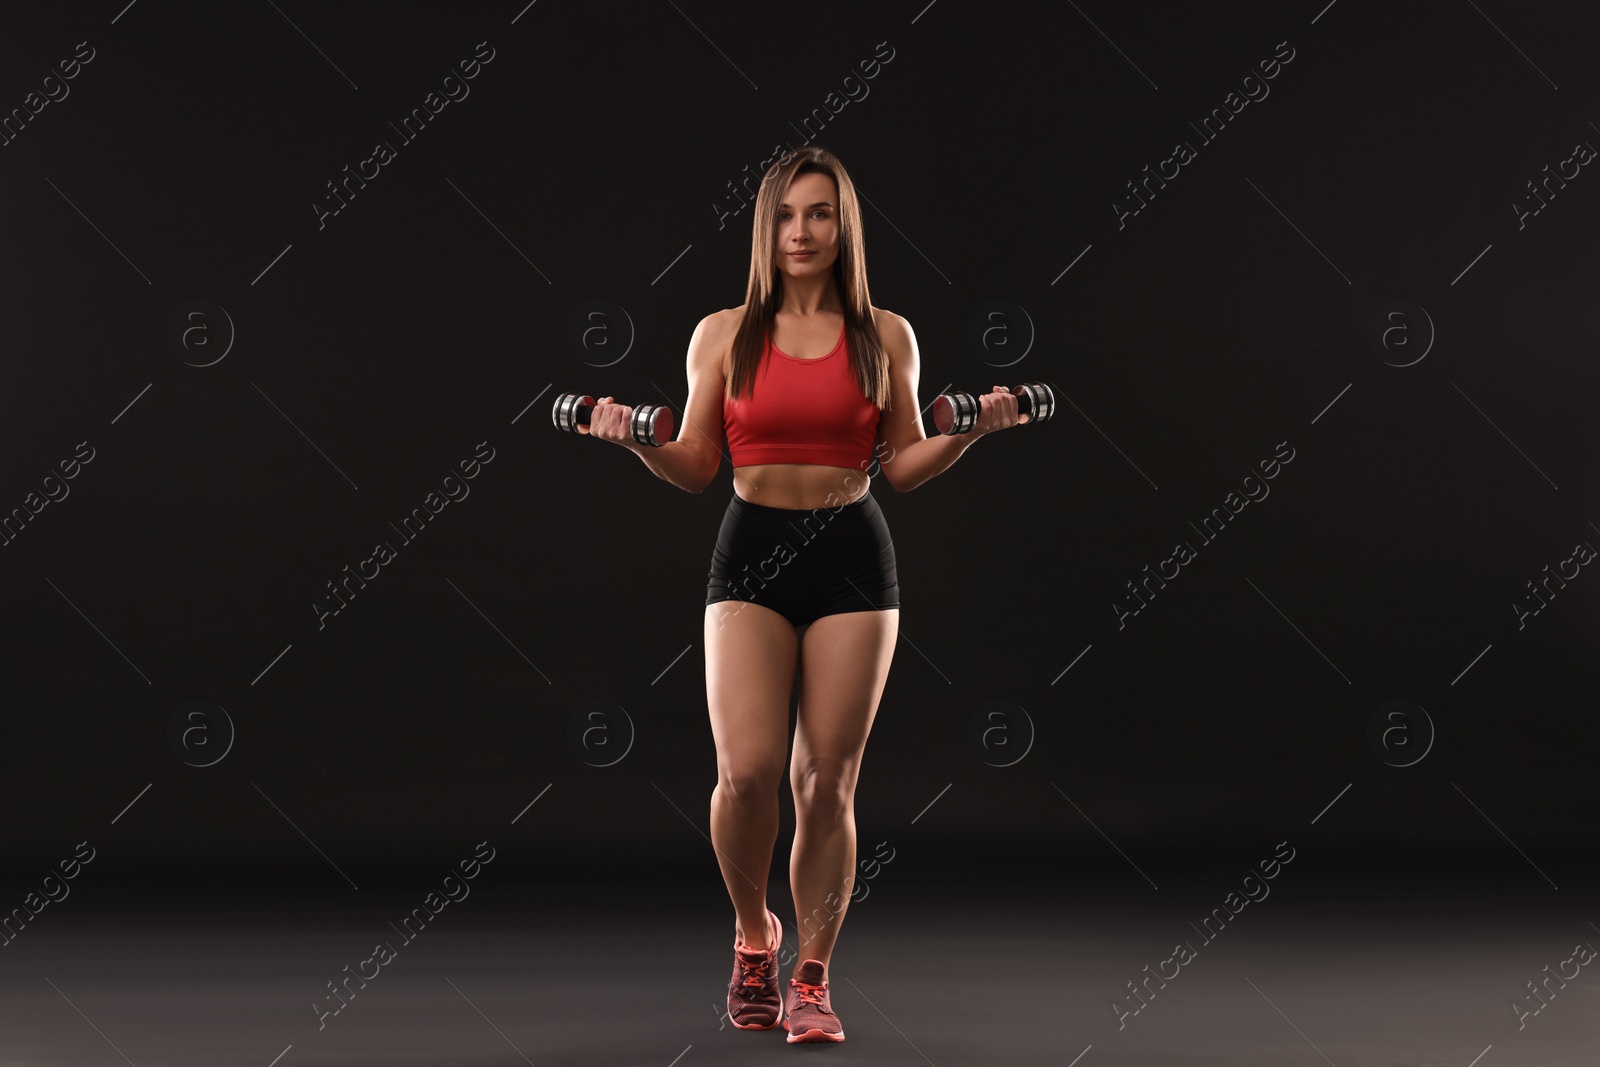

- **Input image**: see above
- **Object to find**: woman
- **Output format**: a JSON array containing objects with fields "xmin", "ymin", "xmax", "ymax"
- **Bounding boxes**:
[{"xmin": 581, "ymin": 146, "xmax": 1023, "ymax": 1043}]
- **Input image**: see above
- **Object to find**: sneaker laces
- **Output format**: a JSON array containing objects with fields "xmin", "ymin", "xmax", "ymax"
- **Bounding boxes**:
[
  {"xmin": 790, "ymin": 976, "xmax": 827, "ymax": 1007},
  {"xmin": 735, "ymin": 949, "xmax": 773, "ymax": 989}
]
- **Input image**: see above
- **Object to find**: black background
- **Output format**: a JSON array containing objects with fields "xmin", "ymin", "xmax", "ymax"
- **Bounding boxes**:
[{"xmin": 4, "ymin": 0, "xmax": 1596, "ymax": 901}]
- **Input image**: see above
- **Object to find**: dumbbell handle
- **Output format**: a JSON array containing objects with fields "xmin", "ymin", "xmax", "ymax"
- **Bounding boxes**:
[
  {"xmin": 932, "ymin": 382, "xmax": 1055, "ymax": 435},
  {"xmin": 552, "ymin": 392, "xmax": 675, "ymax": 448}
]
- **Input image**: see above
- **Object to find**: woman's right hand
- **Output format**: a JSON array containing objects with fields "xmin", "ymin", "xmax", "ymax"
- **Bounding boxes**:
[{"xmin": 580, "ymin": 396, "xmax": 639, "ymax": 449}]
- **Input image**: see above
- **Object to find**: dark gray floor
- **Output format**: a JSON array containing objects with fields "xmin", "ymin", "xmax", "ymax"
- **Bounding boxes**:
[{"xmin": 1, "ymin": 869, "xmax": 1595, "ymax": 1066}]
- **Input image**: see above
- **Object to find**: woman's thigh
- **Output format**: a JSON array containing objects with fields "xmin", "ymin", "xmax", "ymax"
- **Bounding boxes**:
[
  {"xmin": 704, "ymin": 599, "xmax": 800, "ymax": 786},
  {"xmin": 792, "ymin": 608, "xmax": 899, "ymax": 785}
]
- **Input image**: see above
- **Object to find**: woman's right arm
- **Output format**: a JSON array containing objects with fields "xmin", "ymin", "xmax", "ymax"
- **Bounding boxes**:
[{"xmin": 585, "ymin": 311, "xmax": 727, "ymax": 494}]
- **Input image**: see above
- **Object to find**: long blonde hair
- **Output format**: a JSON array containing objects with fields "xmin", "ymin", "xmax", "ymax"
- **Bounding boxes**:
[{"xmin": 725, "ymin": 146, "xmax": 891, "ymax": 410}]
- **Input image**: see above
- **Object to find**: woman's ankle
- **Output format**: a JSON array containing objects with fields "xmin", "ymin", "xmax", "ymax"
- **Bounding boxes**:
[{"xmin": 737, "ymin": 920, "xmax": 771, "ymax": 951}]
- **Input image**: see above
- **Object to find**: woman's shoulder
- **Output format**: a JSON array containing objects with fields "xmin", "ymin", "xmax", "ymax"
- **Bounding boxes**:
[
  {"xmin": 869, "ymin": 306, "xmax": 911, "ymax": 358},
  {"xmin": 700, "ymin": 305, "xmax": 748, "ymax": 341},
  {"xmin": 689, "ymin": 307, "xmax": 745, "ymax": 347},
  {"xmin": 870, "ymin": 305, "xmax": 911, "ymax": 335},
  {"xmin": 690, "ymin": 307, "xmax": 747, "ymax": 380}
]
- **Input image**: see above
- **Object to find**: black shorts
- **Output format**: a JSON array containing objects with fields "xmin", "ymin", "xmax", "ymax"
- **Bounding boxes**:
[{"xmin": 705, "ymin": 489, "xmax": 900, "ymax": 628}]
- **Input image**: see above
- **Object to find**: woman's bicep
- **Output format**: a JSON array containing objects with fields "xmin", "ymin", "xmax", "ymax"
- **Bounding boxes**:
[
  {"xmin": 682, "ymin": 313, "xmax": 728, "ymax": 490},
  {"xmin": 876, "ymin": 313, "xmax": 927, "ymax": 482}
]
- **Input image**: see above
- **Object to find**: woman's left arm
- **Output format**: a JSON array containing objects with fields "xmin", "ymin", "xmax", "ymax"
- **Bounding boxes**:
[{"xmin": 873, "ymin": 311, "xmax": 1023, "ymax": 493}]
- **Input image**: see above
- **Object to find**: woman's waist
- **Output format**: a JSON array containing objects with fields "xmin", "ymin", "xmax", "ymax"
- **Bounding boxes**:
[{"xmin": 731, "ymin": 463, "xmax": 875, "ymax": 512}]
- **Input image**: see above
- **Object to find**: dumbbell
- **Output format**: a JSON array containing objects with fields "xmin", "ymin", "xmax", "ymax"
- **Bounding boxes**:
[
  {"xmin": 931, "ymin": 382, "xmax": 1056, "ymax": 435},
  {"xmin": 552, "ymin": 392, "xmax": 675, "ymax": 448}
]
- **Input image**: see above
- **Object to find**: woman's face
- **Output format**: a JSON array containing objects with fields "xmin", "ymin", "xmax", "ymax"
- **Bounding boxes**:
[{"xmin": 775, "ymin": 171, "xmax": 840, "ymax": 280}]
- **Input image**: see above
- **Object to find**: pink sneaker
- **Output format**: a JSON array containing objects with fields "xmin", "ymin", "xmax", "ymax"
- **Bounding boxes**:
[
  {"xmin": 782, "ymin": 958, "xmax": 844, "ymax": 1043},
  {"xmin": 726, "ymin": 908, "xmax": 783, "ymax": 1030}
]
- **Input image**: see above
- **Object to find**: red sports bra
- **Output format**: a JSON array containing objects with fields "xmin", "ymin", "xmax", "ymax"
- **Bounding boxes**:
[{"xmin": 723, "ymin": 323, "xmax": 881, "ymax": 469}]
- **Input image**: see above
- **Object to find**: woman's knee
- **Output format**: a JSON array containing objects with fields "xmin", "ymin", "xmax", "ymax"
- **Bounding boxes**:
[
  {"xmin": 717, "ymin": 761, "xmax": 785, "ymax": 801},
  {"xmin": 791, "ymin": 762, "xmax": 855, "ymax": 825}
]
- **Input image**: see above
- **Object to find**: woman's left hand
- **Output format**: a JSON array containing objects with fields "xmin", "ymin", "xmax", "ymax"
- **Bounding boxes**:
[{"xmin": 972, "ymin": 386, "xmax": 1029, "ymax": 436}]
